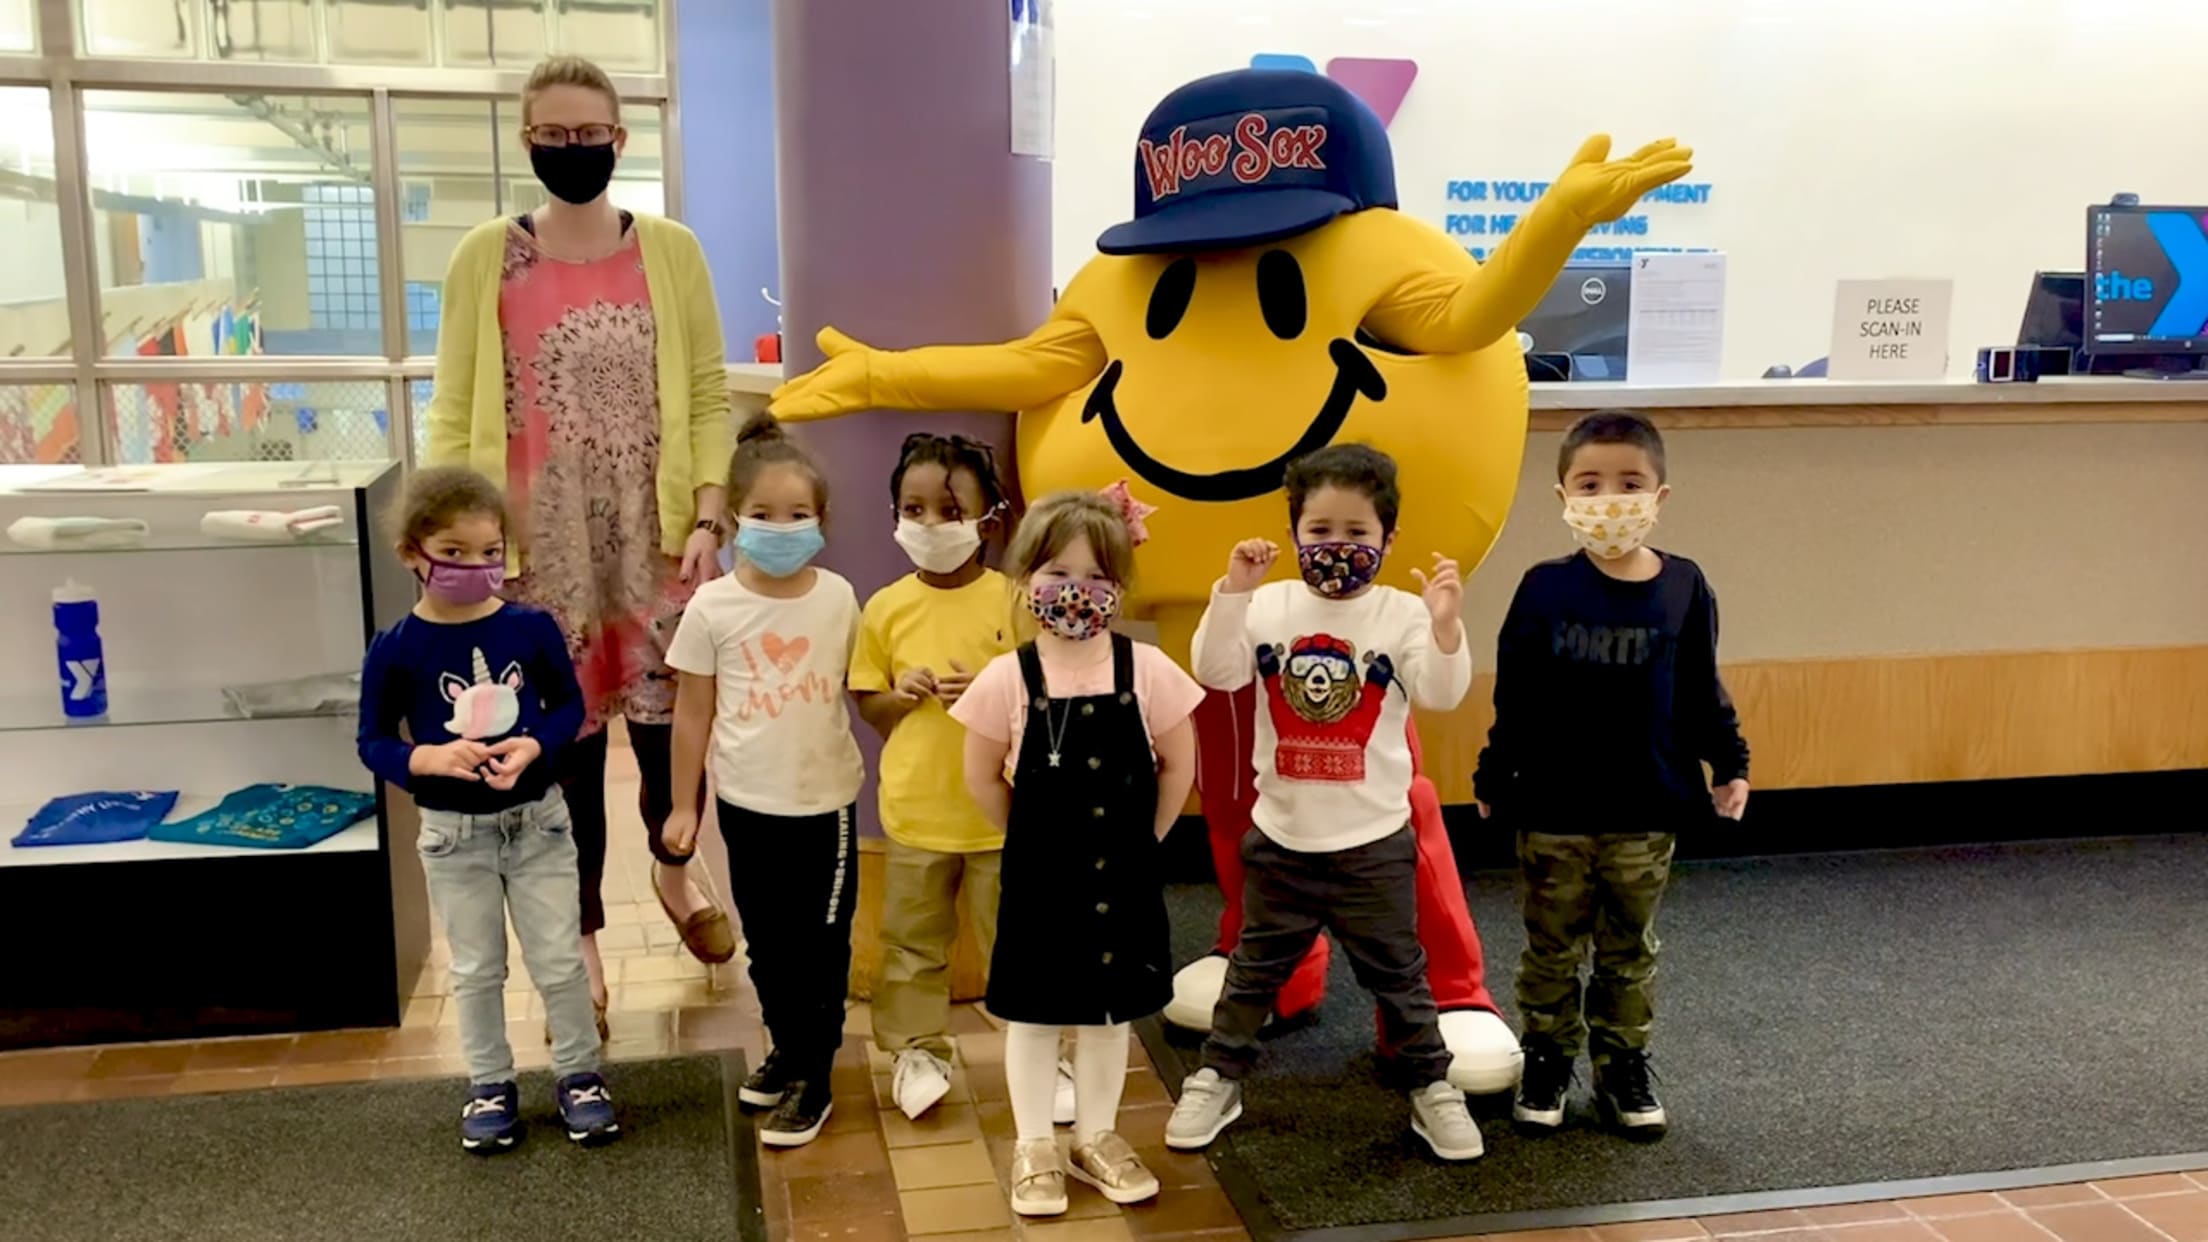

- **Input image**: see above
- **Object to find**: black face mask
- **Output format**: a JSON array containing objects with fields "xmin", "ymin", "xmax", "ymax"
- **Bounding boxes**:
[{"xmin": 529, "ymin": 142, "xmax": 617, "ymax": 206}]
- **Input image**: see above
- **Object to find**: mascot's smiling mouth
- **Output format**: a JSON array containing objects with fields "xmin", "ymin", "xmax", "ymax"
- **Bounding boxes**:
[{"xmin": 1081, "ymin": 338, "xmax": 1387, "ymax": 503}]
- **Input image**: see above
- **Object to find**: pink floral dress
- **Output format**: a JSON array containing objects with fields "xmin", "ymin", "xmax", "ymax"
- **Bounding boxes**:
[{"xmin": 498, "ymin": 221, "xmax": 691, "ymax": 734}]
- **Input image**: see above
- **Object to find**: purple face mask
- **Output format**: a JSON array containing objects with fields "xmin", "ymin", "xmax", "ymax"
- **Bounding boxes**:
[{"xmin": 416, "ymin": 554, "xmax": 505, "ymax": 605}]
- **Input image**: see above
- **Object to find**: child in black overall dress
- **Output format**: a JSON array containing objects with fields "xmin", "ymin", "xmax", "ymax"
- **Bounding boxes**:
[{"xmin": 953, "ymin": 490, "xmax": 1201, "ymax": 1218}]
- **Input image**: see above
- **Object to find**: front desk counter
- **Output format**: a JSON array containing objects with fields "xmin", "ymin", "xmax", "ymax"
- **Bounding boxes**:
[{"xmin": 726, "ymin": 367, "xmax": 2208, "ymax": 996}]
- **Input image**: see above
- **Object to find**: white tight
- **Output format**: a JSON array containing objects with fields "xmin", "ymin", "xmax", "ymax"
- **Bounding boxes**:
[{"xmin": 1005, "ymin": 1020, "xmax": 1129, "ymax": 1143}]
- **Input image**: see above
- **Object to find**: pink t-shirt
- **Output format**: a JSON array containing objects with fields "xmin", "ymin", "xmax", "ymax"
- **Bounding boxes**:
[{"xmin": 952, "ymin": 639, "xmax": 1204, "ymax": 774}]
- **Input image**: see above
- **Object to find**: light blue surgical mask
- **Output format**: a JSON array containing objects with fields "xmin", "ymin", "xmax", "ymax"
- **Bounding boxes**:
[{"xmin": 735, "ymin": 517, "xmax": 824, "ymax": 577}]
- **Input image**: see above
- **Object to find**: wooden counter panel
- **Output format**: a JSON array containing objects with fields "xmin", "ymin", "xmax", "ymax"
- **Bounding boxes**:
[{"xmin": 1414, "ymin": 644, "xmax": 2208, "ymax": 801}]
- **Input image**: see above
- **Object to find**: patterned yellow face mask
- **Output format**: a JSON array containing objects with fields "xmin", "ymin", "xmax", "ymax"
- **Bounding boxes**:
[{"xmin": 1561, "ymin": 493, "xmax": 1659, "ymax": 560}]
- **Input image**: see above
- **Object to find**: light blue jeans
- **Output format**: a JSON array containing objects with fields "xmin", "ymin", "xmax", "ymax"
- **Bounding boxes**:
[{"xmin": 418, "ymin": 789, "xmax": 600, "ymax": 1084}]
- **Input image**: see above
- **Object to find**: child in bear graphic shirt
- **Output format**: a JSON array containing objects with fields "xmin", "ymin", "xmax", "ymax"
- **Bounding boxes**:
[{"xmin": 1168, "ymin": 443, "xmax": 1484, "ymax": 1164}]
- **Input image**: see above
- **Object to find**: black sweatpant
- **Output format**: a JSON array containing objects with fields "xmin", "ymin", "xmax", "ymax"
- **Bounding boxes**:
[
  {"xmin": 1202, "ymin": 825, "xmax": 1451, "ymax": 1089},
  {"xmin": 555, "ymin": 723, "xmax": 704, "ymax": 935},
  {"xmin": 719, "ymin": 799, "xmax": 858, "ymax": 1083}
]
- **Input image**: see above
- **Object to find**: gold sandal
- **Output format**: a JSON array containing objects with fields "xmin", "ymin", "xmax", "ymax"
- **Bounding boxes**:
[
  {"xmin": 652, "ymin": 861, "xmax": 736, "ymax": 964},
  {"xmin": 1010, "ymin": 1137, "xmax": 1069, "ymax": 1217},
  {"xmin": 1069, "ymin": 1131, "xmax": 1159, "ymax": 1204}
]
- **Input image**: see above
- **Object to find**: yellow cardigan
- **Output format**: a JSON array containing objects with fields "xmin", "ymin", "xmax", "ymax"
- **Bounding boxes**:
[{"xmin": 423, "ymin": 213, "xmax": 731, "ymax": 557}]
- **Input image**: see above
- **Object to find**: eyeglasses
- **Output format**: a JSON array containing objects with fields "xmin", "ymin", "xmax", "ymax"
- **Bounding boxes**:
[{"xmin": 525, "ymin": 123, "xmax": 618, "ymax": 148}]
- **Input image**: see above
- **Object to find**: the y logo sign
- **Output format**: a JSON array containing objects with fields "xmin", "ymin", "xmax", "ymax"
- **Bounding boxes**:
[
  {"xmin": 1250, "ymin": 54, "xmax": 1418, "ymax": 129},
  {"xmin": 65, "ymin": 658, "xmax": 101, "ymax": 700}
]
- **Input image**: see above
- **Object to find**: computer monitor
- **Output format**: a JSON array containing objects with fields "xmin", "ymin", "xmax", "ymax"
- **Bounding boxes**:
[
  {"xmin": 2016, "ymin": 271, "xmax": 2083, "ymax": 351},
  {"xmin": 1518, "ymin": 264, "xmax": 1632, "ymax": 381},
  {"xmin": 2084, "ymin": 205, "xmax": 2208, "ymax": 361}
]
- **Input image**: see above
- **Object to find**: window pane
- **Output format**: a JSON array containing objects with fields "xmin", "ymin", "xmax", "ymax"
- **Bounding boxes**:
[
  {"xmin": 326, "ymin": 0, "xmax": 430, "ymax": 65},
  {"xmin": 444, "ymin": 0, "xmax": 546, "ymax": 67},
  {"xmin": 0, "ymin": 89, "xmax": 68, "ymax": 358},
  {"xmin": 82, "ymin": 0, "xmax": 197, "ymax": 57},
  {"xmin": 552, "ymin": 0, "xmax": 656, "ymax": 71},
  {"xmin": 0, "ymin": 386, "xmax": 82, "ymax": 465},
  {"xmin": 203, "ymin": 0, "xmax": 315, "ymax": 62},
  {"xmin": 0, "ymin": 0, "xmax": 34, "ymax": 52},
  {"xmin": 84, "ymin": 92, "xmax": 384, "ymax": 357},
  {"xmin": 393, "ymin": 98, "xmax": 664, "ymax": 355},
  {"xmin": 108, "ymin": 378, "xmax": 392, "ymax": 464}
]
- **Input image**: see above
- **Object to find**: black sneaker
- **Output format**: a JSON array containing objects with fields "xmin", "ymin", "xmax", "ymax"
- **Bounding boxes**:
[
  {"xmin": 1595, "ymin": 1049, "xmax": 1667, "ymax": 1139},
  {"xmin": 1512, "ymin": 1041, "xmax": 1573, "ymax": 1133},
  {"xmin": 760, "ymin": 1079, "xmax": 833, "ymax": 1148},
  {"xmin": 739, "ymin": 1049, "xmax": 791, "ymax": 1110}
]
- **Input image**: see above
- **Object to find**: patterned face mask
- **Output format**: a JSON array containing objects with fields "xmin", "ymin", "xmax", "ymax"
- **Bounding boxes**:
[
  {"xmin": 1562, "ymin": 493, "xmax": 1659, "ymax": 559},
  {"xmin": 1296, "ymin": 541, "xmax": 1384, "ymax": 598},
  {"xmin": 1027, "ymin": 580, "xmax": 1120, "ymax": 640}
]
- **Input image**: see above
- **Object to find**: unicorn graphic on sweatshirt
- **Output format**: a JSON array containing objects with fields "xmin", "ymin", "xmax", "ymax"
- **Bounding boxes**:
[{"xmin": 440, "ymin": 647, "xmax": 523, "ymax": 741}]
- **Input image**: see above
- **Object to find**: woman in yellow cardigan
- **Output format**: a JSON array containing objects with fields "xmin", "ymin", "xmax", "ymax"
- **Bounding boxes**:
[{"xmin": 424, "ymin": 56, "xmax": 736, "ymax": 1032}]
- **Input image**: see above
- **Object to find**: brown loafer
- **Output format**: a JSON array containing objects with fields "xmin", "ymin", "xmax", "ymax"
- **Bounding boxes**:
[{"xmin": 653, "ymin": 863, "xmax": 737, "ymax": 964}]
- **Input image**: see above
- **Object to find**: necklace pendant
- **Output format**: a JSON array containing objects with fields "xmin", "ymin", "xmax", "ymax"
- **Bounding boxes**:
[{"xmin": 1048, "ymin": 752, "xmax": 1061, "ymax": 767}]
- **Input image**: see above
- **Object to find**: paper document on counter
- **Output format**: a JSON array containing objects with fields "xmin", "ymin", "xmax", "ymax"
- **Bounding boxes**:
[{"xmin": 1627, "ymin": 253, "xmax": 1727, "ymax": 384}]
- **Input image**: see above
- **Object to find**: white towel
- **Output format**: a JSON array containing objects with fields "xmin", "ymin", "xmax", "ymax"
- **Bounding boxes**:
[
  {"xmin": 199, "ymin": 506, "xmax": 346, "ymax": 543},
  {"xmin": 5, "ymin": 516, "xmax": 151, "ymax": 550}
]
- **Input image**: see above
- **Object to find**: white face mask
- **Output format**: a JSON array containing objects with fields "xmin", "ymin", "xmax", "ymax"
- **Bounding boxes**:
[
  {"xmin": 893, "ymin": 516, "xmax": 983, "ymax": 574},
  {"xmin": 1561, "ymin": 492, "xmax": 1659, "ymax": 560}
]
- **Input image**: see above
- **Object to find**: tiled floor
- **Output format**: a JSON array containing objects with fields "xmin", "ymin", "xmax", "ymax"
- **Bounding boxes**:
[{"xmin": 5, "ymin": 745, "xmax": 2205, "ymax": 1242}]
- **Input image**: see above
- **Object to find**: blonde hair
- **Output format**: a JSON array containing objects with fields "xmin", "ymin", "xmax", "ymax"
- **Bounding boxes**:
[
  {"xmin": 1006, "ymin": 491, "xmax": 1137, "ymax": 586},
  {"xmin": 522, "ymin": 55, "xmax": 621, "ymax": 127}
]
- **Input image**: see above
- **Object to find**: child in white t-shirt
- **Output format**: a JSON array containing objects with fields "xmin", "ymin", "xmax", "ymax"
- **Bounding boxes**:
[{"xmin": 663, "ymin": 412, "xmax": 864, "ymax": 1150}]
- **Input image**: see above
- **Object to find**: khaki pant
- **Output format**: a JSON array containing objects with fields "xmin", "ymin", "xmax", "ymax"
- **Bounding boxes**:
[
  {"xmin": 1516, "ymin": 831, "xmax": 1676, "ymax": 1064},
  {"xmin": 872, "ymin": 838, "xmax": 1002, "ymax": 1060}
]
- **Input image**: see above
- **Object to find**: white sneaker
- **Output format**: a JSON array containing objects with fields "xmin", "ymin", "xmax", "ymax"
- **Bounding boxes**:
[
  {"xmin": 1053, "ymin": 1058, "xmax": 1077, "ymax": 1126},
  {"xmin": 1409, "ymin": 1080, "xmax": 1484, "ymax": 1162},
  {"xmin": 892, "ymin": 1048, "xmax": 952, "ymax": 1121},
  {"xmin": 1165, "ymin": 1068, "xmax": 1243, "ymax": 1150}
]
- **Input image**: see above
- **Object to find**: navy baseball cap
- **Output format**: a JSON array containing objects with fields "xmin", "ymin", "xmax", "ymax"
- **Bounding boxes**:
[{"xmin": 1098, "ymin": 68, "xmax": 1397, "ymax": 257}]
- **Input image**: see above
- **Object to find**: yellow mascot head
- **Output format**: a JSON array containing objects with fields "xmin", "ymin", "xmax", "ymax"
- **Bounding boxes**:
[{"xmin": 773, "ymin": 68, "xmax": 1689, "ymax": 624}]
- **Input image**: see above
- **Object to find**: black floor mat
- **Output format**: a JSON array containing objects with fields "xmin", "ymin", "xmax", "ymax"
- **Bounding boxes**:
[
  {"xmin": 1141, "ymin": 836, "xmax": 2208, "ymax": 1239},
  {"xmin": 0, "ymin": 1053, "xmax": 763, "ymax": 1242}
]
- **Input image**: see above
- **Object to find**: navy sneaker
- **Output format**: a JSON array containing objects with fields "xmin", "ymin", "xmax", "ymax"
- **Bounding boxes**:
[
  {"xmin": 556, "ymin": 1071, "xmax": 622, "ymax": 1146},
  {"xmin": 460, "ymin": 1081, "xmax": 520, "ymax": 1153}
]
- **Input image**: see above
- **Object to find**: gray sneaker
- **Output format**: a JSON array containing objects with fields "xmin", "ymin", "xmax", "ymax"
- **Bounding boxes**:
[
  {"xmin": 1409, "ymin": 1080, "xmax": 1484, "ymax": 1161},
  {"xmin": 1164, "ymin": 1068, "xmax": 1243, "ymax": 1150}
]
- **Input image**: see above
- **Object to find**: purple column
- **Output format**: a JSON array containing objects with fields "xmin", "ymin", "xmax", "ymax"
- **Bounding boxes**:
[{"xmin": 773, "ymin": 0, "xmax": 1054, "ymax": 836}]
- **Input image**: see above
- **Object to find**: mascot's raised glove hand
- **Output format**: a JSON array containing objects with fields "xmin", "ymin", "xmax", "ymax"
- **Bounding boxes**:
[
  {"xmin": 768, "ymin": 327, "xmax": 881, "ymax": 422},
  {"xmin": 1550, "ymin": 135, "xmax": 1695, "ymax": 227}
]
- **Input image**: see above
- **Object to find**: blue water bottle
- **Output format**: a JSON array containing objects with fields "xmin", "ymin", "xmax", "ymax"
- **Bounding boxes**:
[{"xmin": 54, "ymin": 580, "xmax": 107, "ymax": 721}]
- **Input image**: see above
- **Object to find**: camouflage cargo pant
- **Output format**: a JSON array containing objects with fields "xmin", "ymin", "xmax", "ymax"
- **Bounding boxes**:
[{"xmin": 1515, "ymin": 831, "xmax": 1677, "ymax": 1064}]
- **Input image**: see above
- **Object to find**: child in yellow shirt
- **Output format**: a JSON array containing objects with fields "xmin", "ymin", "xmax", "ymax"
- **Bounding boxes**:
[{"xmin": 851, "ymin": 434, "xmax": 1069, "ymax": 1120}]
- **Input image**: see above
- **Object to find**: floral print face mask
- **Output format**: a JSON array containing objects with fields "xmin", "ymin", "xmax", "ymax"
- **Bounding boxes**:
[{"xmin": 1027, "ymin": 580, "xmax": 1121, "ymax": 640}]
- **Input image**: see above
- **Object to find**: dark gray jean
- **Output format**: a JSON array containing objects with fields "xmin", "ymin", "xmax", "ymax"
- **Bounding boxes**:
[{"xmin": 1201, "ymin": 825, "xmax": 1452, "ymax": 1089}]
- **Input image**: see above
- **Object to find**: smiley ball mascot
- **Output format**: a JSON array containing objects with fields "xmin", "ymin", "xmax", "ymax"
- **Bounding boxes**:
[{"xmin": 773, "ymin": 68, "xmax": 1691, "ymax": 1094}]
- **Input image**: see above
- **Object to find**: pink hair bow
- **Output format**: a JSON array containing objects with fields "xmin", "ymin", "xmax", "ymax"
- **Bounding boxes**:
[{"xmin": 1101, "ymin": 479, "xmax": 1157, "ymax": 548}]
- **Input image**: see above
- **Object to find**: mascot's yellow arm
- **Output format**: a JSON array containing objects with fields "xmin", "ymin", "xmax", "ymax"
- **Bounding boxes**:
[{"xmin": 770, "ymin": 318, "xmax": 1104, "ymax": 422}]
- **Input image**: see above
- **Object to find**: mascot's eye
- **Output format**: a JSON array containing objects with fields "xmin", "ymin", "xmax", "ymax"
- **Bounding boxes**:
[
  {"xmin": 1256, "ymin": 250, "xmax": 1306, "ymax": 340},
  {"xmin": 1147, "ymin": 258, "xmax": 1196, "ymax": 339}
]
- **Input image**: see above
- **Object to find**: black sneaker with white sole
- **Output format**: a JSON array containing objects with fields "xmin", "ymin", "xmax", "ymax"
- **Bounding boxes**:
[
  {"xmin": 759, "ymin": 1079, "xmax": 833, "ymax": 1148},
  {"xmin": 1512, "ymin": 1040, "xmax": 1573, "ymax": 1133},
  {"xmin": 739, "ymin": 1050, "xmax": 791, "ymax": 1110},
  {"xmin": 1594, "ymin": 1048, "xmax": 1667, "ymax": 1139}
]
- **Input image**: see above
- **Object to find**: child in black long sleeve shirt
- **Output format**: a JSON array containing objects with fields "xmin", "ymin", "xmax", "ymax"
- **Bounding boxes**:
[
  {"xmin": 358, "ymin": 467, "xmax": 616, "ymax": 1153},
  {"xmin": 1473, "ymin": 411, "xmax": 1748, "ymax": 1142}
]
